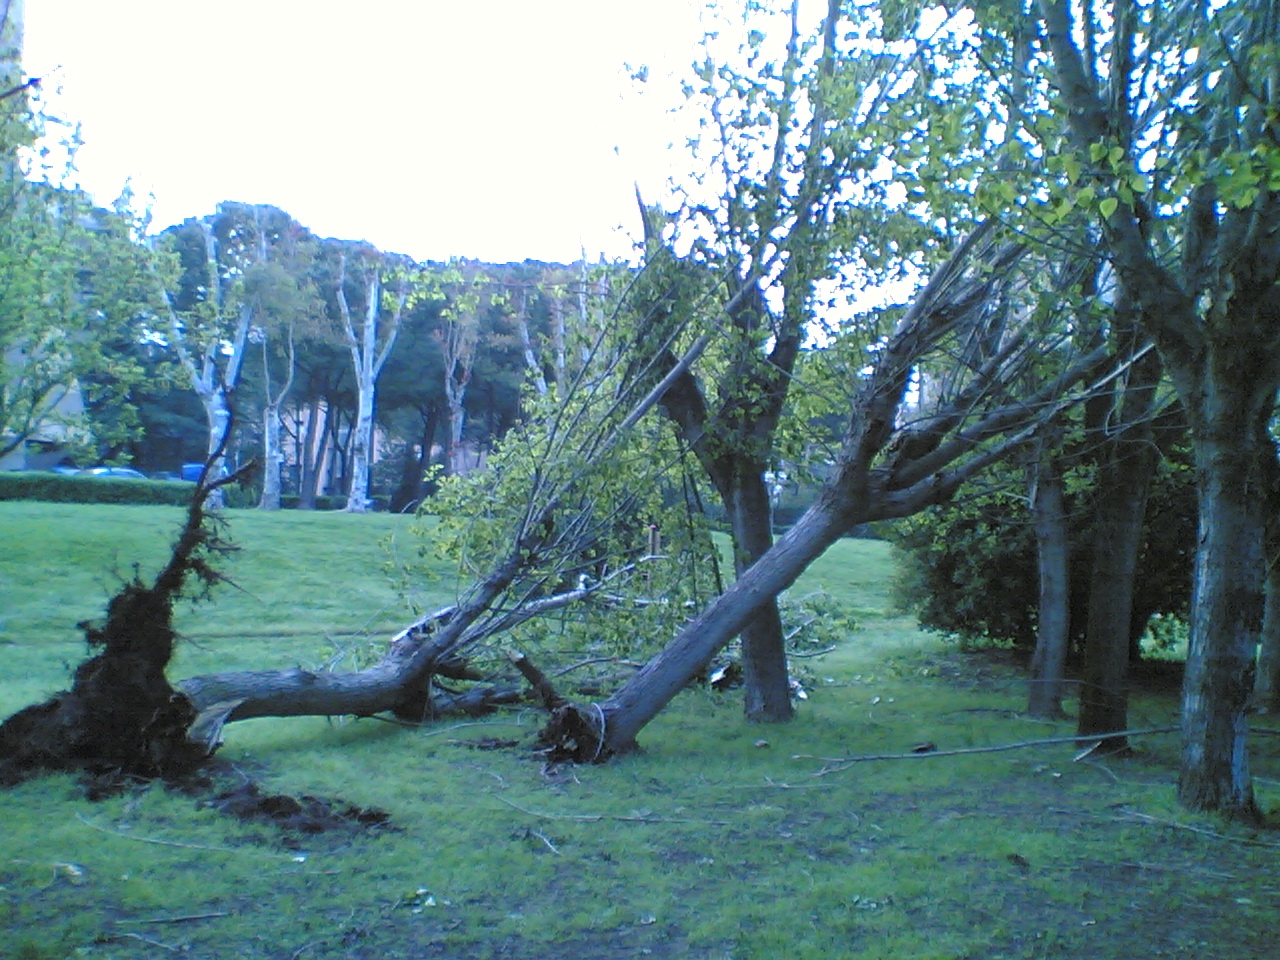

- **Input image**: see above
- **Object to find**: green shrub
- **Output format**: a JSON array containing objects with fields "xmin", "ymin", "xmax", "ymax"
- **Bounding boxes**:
[
  {"xmin": 0, "ymin": 471, "xmax": 265, "ymax": 509},
  {"xmin": 0, "ymin": 473, "xmax": 383, "ymax": 511},
  {"xmin": 890, "ymin": 454, "xmax": 1195, "ymax": 655},
  {"xmin": 0, "ymin": 471, "xmax": 199, "ymax": 506}
]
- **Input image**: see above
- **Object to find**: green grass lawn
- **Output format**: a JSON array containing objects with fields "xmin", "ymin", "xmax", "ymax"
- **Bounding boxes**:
[{"xmin": 1, "ymin": 502, "xmax": 1278, "ymax": 960}]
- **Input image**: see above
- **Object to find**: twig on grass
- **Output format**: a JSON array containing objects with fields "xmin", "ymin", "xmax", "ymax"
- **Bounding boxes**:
[
  {"xmin": 115, "ymin": 912, "xmax": 230, "ymax": 925},
  {"xmin": 76, "ymin": 813, "xmax": 288, "ymax": 857},
  {"xmin": 1116, "ymin": 809, "xmax": 1280, "ymax": 849},
  {"xmin": 495, "ymin": 793, "xmax": 729, "ymax": 825},
  {"xmin": 788, "ymin": 645, "xmax": 838, "ymax": 659},
  {"xmin": 788, "ymin": 727, "xmax": 1177, "ymax": 783},
  {"xmin": 1120, "ymin": 860, "xmax": 1237, "ymax": 880},
  {"xmin": 108, "ymin": 932, "xmax": 182, "ymax": 952},
  {"xmin": 1077, "ymin": 759, "xmax": 1120, "ymax": 783},
  {"xmin": 531, "ymin": 828, "xmax": 562, "ymax": 855}
]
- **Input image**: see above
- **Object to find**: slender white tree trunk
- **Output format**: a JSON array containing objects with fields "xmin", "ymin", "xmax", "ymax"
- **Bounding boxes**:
[{"xmin": 336, "ymin": 257, "xmax": 404, "ymax": 512}]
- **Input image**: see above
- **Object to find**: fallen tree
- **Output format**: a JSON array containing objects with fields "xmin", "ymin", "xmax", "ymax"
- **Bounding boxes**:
[
  {"xmin": 0, "ymin": 315, "xmax": 714, "ymax": 782},
  {"xmin": 540, "ymin": 223, "xmax": 1125, "ymax": 759}
]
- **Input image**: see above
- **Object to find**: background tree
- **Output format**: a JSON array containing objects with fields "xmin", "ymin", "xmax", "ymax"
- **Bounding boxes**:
[
  {"xmin": 379, "ymin": 291, "xmax": 448, "ymax": 512},
  {"xmin": 325, "ymin": 242, "xmax": 409, "ymax": 513},
  {"xmin": 0, "ymin": 153, "xmax": 156, "ymax": 463},
  {"xmin": 153, "ymin": 205, "xmax": 269, "ymax": 503},
  {"xmin": 237, "ymin": 207, "xmax": 322, "ymax": 510}
]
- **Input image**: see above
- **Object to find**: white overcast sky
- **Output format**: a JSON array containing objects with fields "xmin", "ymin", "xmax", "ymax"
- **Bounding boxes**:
[{"xmin": 23, "ymin": 0, "xmax": 710, "ymax": 264}]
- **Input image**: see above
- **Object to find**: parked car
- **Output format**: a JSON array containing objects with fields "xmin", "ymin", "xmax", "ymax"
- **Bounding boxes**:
[{"xmin": 81, "ymin": 466, "xmax": 148, "ymax": 480}]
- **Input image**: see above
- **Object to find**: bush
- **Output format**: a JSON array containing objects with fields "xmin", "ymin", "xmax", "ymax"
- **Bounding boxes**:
[
  {"xmin": 0, "ymin": 471, "xmax": 199, "ymax": 506},
  {"xmin": 2, "ymin": 472, "xmax": 259, "ymax": 509},
  {"xmin": 279, "ymin": 494, "xmax": 346, "ymax": 511},
  {"xmin": 890, "ymin": 454, "xmax": 1195, "ymax": 655}
]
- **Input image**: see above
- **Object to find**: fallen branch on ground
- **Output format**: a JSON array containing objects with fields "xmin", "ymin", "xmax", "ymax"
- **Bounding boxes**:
[
  {"xmin": 788, "ymin": 726, "xmax": 1179, "ymax": 781},
  {"xmin": 1116, "ymin": 808, "xmax": 1280, "ymax": 849},
  {"xmin": 495, "ymin": 793, "xmax": 729, "ymax": 825}
]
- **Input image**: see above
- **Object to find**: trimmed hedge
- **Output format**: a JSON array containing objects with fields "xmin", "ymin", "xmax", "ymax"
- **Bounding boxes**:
[
  {"xmin": 0, "ymin": 472, "xmax": 263, "ymax": 508},
  {"xmin": 0, "ymin": 473, "xmax": 390, "ymax": 511},
  {"xmin": 0, "ymin": 471, "xmax": 201, "ymax": 506}
]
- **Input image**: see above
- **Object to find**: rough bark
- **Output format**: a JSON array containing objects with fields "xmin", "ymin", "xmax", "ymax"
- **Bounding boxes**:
[
  {"xmin": 726, "ymin": 468, "xmax": 794, "ymax": 722},
  {"xmin": 1255, "ymin": 555, "xmax": 1280, "ymax": 713},
  {"xmin": 1077, "ymin": 341, "xmax": 1161, "ymax": 749},
  {"xmin": 1027, "ymin": 443, "xmax": 1070, "ymax": 719},
  {"xmin": 1176, "ymin": 401, "xmax": 1269, "ymax": 820}
]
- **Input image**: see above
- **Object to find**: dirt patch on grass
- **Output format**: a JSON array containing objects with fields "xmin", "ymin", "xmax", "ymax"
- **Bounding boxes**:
[{"xmin": 204, "ymin": 781, "xmax": 393, "ymax": 836}]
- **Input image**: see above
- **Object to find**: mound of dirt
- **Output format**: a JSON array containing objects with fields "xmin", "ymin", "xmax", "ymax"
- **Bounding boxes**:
[{"xmin": 205, "ymin": 781, "xmax": 393, "ymax": 835}]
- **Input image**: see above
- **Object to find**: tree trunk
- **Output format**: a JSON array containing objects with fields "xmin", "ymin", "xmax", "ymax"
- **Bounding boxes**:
[
  {"xmin": 391, "ymin": 404, "xmax": 440, "ymax": 513},
  {"xmin": 198, "ymin": 387, "xmax": 233, "ymax": 510},
  {"xmin": 1078, "ymin": 474, "xmax": 1157, "ymax": 750},
  {"xmin": 1027, "ymin": 448, "xmax": 1070, "ymax": 719},
  {"xmin": 1076, "ymin": 337, "xmax": 1161, "ymax": 748},
  {"xmin": 345, "ymin": 383, "xmax": 375, "ymax": 512},
  {"xmin": 533, "ymin": 222, "xmax": 1100, "ymax": 760},
  {"xmin": 724, "ymin": 467, "xmax": 794, "ymax": 723},
  {"xmin": 1254, "ymin": 556, "xmax": 1280, "ymax": 713},
  {"xmin": 1177, "ymin": 416, "xmax": 1267, "ymax": 820},
  {"xmin": 1076, "ymin": 448, "xmax": 1156, "ymax": 747},
  {"xmin": 259, "ymin": 401, "xmax": 286, "ymax": 510},
  {"xmin": 598, "ymin": 497, "xmax": 850, "ymax": 753},
  {"xmin": 259, "ymin": 330, "xmax": 296, "ymax": 511},
  {"xmin": 298, "ymin": 400, "xmax": 324, "ymax": 510},
  {"xmin": 445, "ymin": 390, "xmax": 467, "ymax": 477}
]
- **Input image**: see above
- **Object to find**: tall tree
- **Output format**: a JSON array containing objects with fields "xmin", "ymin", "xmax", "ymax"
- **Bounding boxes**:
[
  {"xmin": 153, "ymin": 205, "xmax": 269, "ymax": 503},
  {"xmin": 1037, "ymin": 0, "xmax": 1280, "ymax": 819},
  {"xmin": 329, "ymin": 243, "xmax": 409, "ymax": 512}
]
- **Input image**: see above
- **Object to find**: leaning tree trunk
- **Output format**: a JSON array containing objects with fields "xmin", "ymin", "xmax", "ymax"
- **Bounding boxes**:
[
  {"xmin": 598, "ymin": 497, "xmax": 850, "ymax": 753},
  {"xmin": 1027, "ymin": 446, "xmax": 1070, "ymax": 719},
  {"xmin": 724, "ymin": 466, "xmax": 794, "ymax": 723}
]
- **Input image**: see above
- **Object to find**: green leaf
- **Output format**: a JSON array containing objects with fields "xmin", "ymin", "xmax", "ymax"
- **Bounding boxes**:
[{"xmin": 1099, "ymin": 197, "xmax": 1119, "ymax": 218}]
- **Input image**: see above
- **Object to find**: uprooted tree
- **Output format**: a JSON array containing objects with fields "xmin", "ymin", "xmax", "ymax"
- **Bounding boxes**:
[{"xmin": 0, "ymin": 211, "xmax": 1119, "ymax": 786}]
